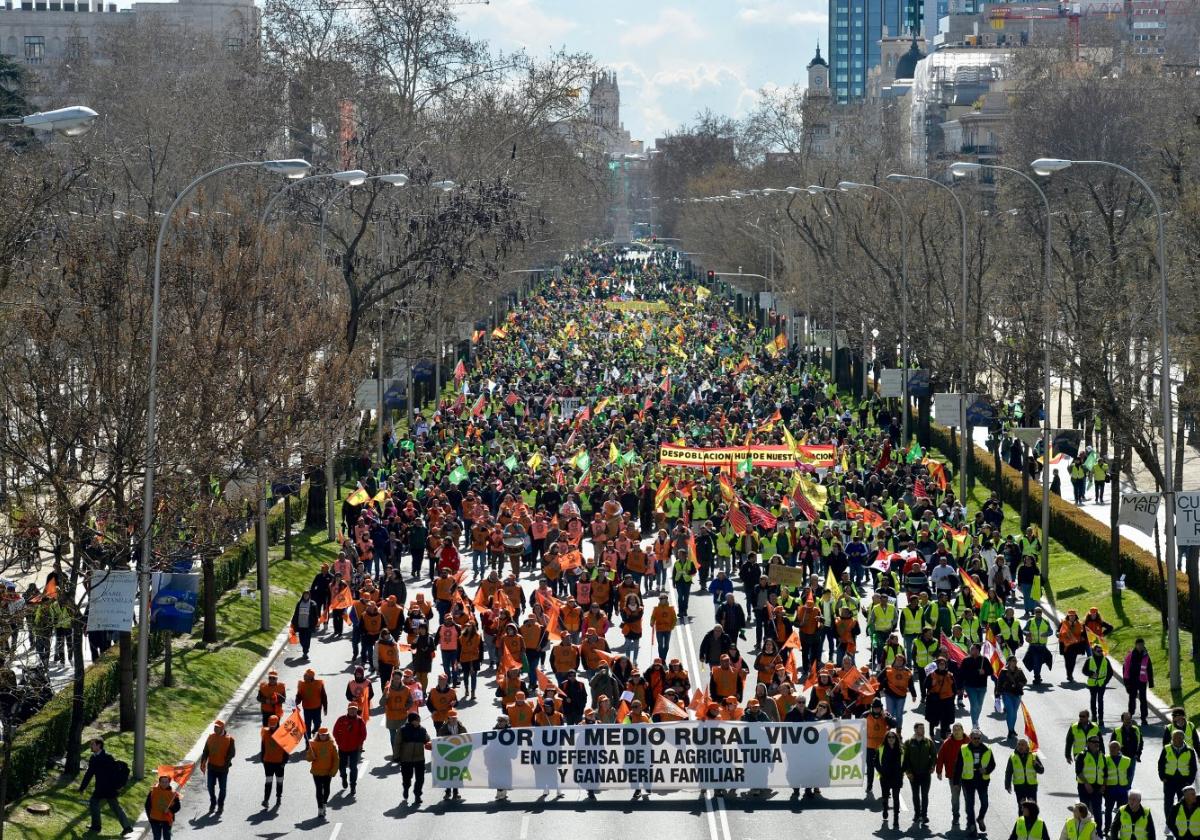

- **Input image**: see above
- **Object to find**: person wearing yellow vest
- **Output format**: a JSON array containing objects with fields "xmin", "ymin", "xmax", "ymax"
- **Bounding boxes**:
[
  {"xmin": 955, "ymin": 729, "xmax": 996, "ymax": 834},
  {"xmin": 1173, "ymin": 785, "xmax": 1200, "ymax": 839},
  {"xmin": 1111, "ymin": 789, "xmax": 1155, "ymax": 840},
  {"xmin": 1024, "ymin": 606, "xmax": 1054, "ymax": 685},
  {"xmin": 295, "ymin": 668, "xmax": 329, "ymax": 743},
  {"xmin": 1063, "ymin": 802, "xmax": 1098, "ymax": 840},
  {"xmin": 1103, "ymin": 739, "xmax": 1135, "ymax": 835},
  {"xmin": 1160, "ymin": 730, "xmax": 1198, "ymax": 818},
  {"xmin": 1008, "ymin": 799, "xmax": 1047, "ymax": 840},
  {"xmin": 305, "ymin": 726, "xmax": 339, "ymax": 819},
  {"xmin": 199, "ymin": 719, "xmax": 236, "ymax": 813},
  {"xmin": 145, "ymin": 773, "xmax": 182, "ymax": 840},
  {"xmin": 1076, "ymin": 736, "xmax": 1107, "ymax": 826},
  {"xmin": 1006, "ymin": 737, "xmax": 1045, "ymax": 805},
  {"xmin": 260, "ymin": 714, "xmax": 288, "ymax": 809},
  {"xmin": 1083, "ymin": 646, "xmax": 1114, "ymax": 728},
  {"xmin": 1066, "ymin": 710, "xmax": 1102, "ymax": 763}
]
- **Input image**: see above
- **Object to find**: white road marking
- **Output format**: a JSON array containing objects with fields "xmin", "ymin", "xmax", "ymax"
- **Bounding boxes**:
[
  {"xmin": 716, "ymin": 794, "xmax": 733, "ymax": 838},
  {"xmin": 519, "ymin": 814, "xmax": 531, "ymax": 840},
  {"xmin": 329, "ymin": 823, "xmax": 342, "ymax": 840},
  {"xmin": 702, "ymin": 790, "xmax": 721, "ymax": 840}
]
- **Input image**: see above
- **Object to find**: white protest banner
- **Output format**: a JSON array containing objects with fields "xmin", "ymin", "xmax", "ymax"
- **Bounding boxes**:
[
  {"xmin": 431, "ymin": 720, "xmax": 865, "ymax": 791},
  {"xmin": 879, "ymin": 369, "xmax": 905, "ymax": 398},
  {"xmin": 1175, "ymin": 492, "xmax": 1200, "ymax": 546},
  {"xmin": 86, "ymin": 569, "xmax": 138, "ymax": 633},
  {"xmin": 1118, "ymin": 492, "xmax": 1161, "ymax": 537},
  {"xmin": 934, "ymin": 393, "xmax": 963, "ymax": 427}
]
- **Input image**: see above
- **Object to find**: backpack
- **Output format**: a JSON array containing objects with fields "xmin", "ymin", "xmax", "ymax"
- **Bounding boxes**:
[{"xmin": 112, "ymin": 759, "xmax": 130, "ymax": 790}]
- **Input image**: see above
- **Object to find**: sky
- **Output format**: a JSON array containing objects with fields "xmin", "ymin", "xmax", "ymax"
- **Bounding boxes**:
[{"xmin": 455, "ymin": 0, "xmax": 827, "ymax": 148}]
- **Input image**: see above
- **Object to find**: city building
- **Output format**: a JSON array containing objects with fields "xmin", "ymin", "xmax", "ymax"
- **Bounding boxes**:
[
  {"xmin": 829, "ymin": 0, "xmax": 924, "ymax": 101},
  {"xmin": 803, "ymin": 43, "xmax": 833, "ymax": 155},
  {"xmin": 0, "ymin": 0, "xmax": 256, "ymax": 65}
]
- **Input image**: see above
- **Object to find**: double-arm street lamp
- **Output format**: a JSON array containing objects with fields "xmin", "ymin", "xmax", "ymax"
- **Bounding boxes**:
[
  {"xmin": 137, "ymin": 157, "xmax": 312, "ymax": 780},
  {"xmin": 1032, "ymin": 156, "xmax": 1179, "ymax": 692}
]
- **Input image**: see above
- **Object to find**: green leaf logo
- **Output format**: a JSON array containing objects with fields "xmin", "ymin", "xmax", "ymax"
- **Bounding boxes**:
[
  {"xmin": 827, "ymin": 725, "xmax": 863, "ymax": 761},
  {"xmin": 436, "ymin": 737, "xmax": 473, "ymax": 763}
]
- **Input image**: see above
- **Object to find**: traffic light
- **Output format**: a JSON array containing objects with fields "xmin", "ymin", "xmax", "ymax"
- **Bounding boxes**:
[{"xmin": 706, "ymin": 270, "xmax": 715, "ymax": 281}]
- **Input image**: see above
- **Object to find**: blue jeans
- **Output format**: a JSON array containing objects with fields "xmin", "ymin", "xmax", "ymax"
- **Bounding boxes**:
[
  {"xmin": 885, "ymin": 694, "xmax": 907, "ymax": 728},
  {"xmin": 1019, "ymin": 583, "xmax": 1034, "ymax": 613},
  {"xmin": 207, "ymin": 768, "xmax": 228, "ymax": 807},
  {"xmin": 965, "ymin": 686, "xmax": 987, "ymax": 728},
  {"xmin": 656, "ymin": 631, "xmax": 671, "ymax": 660},
  {"xmin": 1002, "ymin": 693, "xmax": 1019, "ymax": 733},
  {"xmin": 675, "ymin": 583, "xmax": 691, "ymax": 617},
  {"xmin": 471, "ymin": 550, "xmax": 486, "ymax": 575}
]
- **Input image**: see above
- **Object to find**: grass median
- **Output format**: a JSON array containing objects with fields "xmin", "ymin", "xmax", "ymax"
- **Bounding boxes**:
[
  {"xmin": 5, "ymin": 526, "xmax": 334, "ymax": 839},
  {"xmin": 966, "ymin": 480, "xmax": 1200, "ymax": 717}
]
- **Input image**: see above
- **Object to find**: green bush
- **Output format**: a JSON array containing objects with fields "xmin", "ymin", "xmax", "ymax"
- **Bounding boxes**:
[
  {"xmin": 3, "ymin": 485, "xmax": 307, "ymax": 801},
  {"xmin": 928, "ymin": 424, "xmax": 1188, "ymax": 627}
]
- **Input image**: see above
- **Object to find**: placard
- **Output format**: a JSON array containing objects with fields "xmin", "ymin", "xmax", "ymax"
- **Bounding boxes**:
[
  {"xmin": 87, "ymin": 569, "xmax": 138, "ymax": 633},
  {"xmin": 1175, "ymin": 492, "xmax": 1200, "ymax": 546},
  {"xmin": 1118, "ymin": 492, "xmax": 1160, "ymax": 537}
]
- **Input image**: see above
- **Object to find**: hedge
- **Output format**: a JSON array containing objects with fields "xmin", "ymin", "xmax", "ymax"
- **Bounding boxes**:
[
  {"xmin": 927, "ymin": 423, "xmax": 1190, "ymax": 629},
  {"xmin": 4, "ymin": 484, "xmax": 308, "ymax": 801}
]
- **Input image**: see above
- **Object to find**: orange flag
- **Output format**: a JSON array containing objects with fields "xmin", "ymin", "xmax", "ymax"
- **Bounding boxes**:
[
  {"xmin": 271, "ymin": 708, "xmax": 306, "ymax": 754},
  {"xmin": 473, "ymin": 586, "xmax": 491, "ymax": 609},
  {"xmin": 801, "ymin": 660, "xmax": 816, "ymax": 690},
  {"xmin": 288, "ymin": 625, "xmax": 299, "ymax": 646},
  {"xmin": 688, "ymin": 688, "xmax": 710, "ymax": 715},
  {"xmin": 616, "ymin": 699, "xmax": 630, "ymax": 722},
  {"xmin": 535, "ymin": 669, "xmax": 557, "ymax": 692},
  {"xmin": 155, "ymin": 761, "xmax": 196, "ymax": 789},
  {"xmin": 591, "ymin": 647, "xmax": 620, "ymax": 667},
  {"xmin": 558, "ymin": 551, "xmax": 583, "ymax": 572},
  {"xmin": 652, "ymin": 694, "xmax": 688, "ymax": 721},
  {"xmin": 330, "ymin": 587, "xmax": 352, "ymax": 611},
  {"xmin": 782, "ymin": 629, "xmax": 801, "ymax": 650},
  {"xmin": 348, "ymin": 683, "xmax": 371, "ymax": 722},
  {"xmin": 500, "ymin": 645, "xmax": 521, "ymax": 676}
]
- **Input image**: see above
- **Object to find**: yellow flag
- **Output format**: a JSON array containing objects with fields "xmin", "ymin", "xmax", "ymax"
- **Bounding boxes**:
[
  {"xmin": 527, "ymin": 452, "xmax": 542, "ymax": 471},
  {"xmin": 782, "ymin": 426, "xmax": 798, "ymax": 454},
  {"xmin": 696, "ymin": 285, "xmax": 711, "ymax": 301},
  {"xmin": 609, "ymin": 441, "xmax": 620, "ymax": 464},
  {"xmin": 799, "ymin": 475, "xmax": 828, "ymax": 511},
  {"xmin": 594, "ymin": 397, "xmax": 609, "ymax": 415},
  {"xmin": 346, "ymin": 487, "xmax": 369, "ymax": 506},
  {"xmin": 825, "ymin": 568, "xmax": 842, "ymax": 600},
  {"xmin": 841, "ymin": 448, "xmax": 850, "ymax": 472}
]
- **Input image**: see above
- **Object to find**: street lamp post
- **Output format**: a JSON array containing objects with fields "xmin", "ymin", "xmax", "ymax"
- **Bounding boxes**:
[
  {"xmin": 951, "ymin": 161, "xmax": 1055, "ymax": 596},
  {"xmin": 0, "ymin": 105, "xmax": 98, "ymax": 135},
  {"xmin": 838, "ymin": 181, "xmax": 911, "ymax": 446},
  {"xmin": 138, "ymin": 157, "xmax": 312, "ymax": 780},
  {"xmin": 1032, "ymin": 156, "xmax": 1179, "ymax": 691},
  {"xmin": 887, "ymin": 173, "xmax": 969, "ymax": 507}
]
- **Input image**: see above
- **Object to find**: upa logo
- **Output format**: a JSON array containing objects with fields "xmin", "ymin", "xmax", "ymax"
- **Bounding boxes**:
[
  {"xmin": 434, "ymin": 735, "xmax": 474, "ymax": 783},
  {"xmin": 827, "ymin": 724, "xmax": 864, "ymax": 782}
]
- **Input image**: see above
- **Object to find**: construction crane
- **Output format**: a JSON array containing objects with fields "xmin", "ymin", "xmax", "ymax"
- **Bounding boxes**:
[{"xmin": 987, "ymin": 3, "xmax": 1126, "ymax": 59}]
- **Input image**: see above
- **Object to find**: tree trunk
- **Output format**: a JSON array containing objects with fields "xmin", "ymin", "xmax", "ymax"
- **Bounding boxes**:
[
  {"xmin": 1109, "ymin": 441, "xmax": 1122, "ymax": 602},
  {"xmin": 163, "ymin": 632, "xmax": 173, "ymax": 688},
  {"xmin": 63, "ymin": 508, "xmax": 88, "ymax": 777},
  {"xmin": 306, "ymin": 466, "xmax": 326, "ymax": 530},
  {"xmin": 284, "ymin": 492, "xmax": 292, "ymax": 562},
  {"xmin": 202, "ymin": 555, "xmax": 217, "ymax": 645},
  {"xmin": 0, "ymin": 711, "xmax": 11, "ymax": 840},
  {"xmin": 1154, "ymin": 515, "xmax": 1169, "ymax": 631},
  {"xmin": 1020, "ymin": 442, "xmax": 1030, "ymax": 530},
  {"xmin": 119, "ymin": 631, "xmax": 134, "ymax": 730}
]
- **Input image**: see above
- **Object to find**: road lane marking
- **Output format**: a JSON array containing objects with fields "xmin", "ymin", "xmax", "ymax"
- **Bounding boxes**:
[
  {"xmin": 329, "ymin": 823, "xmax": 342, "ymax": 840},
  {"xmin": 702, "ymin": 791, "xmax": 720, "ymax": 840},
  {"xmin": 519, "ymin": 814, "xmax": 530, "ymax": 840}
]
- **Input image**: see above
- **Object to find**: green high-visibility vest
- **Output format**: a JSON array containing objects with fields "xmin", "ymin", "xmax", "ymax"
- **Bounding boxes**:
[
  {"xmin": 1163, "ymin": 744, "xmax": 1195, "ymax": 777},
  {"xmin": 1176, "ymin": 804, "xmax": 1200, "ymax": 838},
  {"xmin": 1116, "ymin": 806, "xmax": 1150, "ymax": 840},
  {"xmin": 1009, "ymin": 752, "xmax": 1039, "ymax": 786},
  {"xmin": 1014, "ymin": 817, "xmax": 1045, "ymax": 840},
  {"xmin": 959, "ymin": 744, "xmax": 993, "ymax": 781},
  {"xmin": 1086, "ymin": 658, "xmax": 1110, "ymax": 687},
  {"xmin": 1077, "ymin": 751, "xmax": 1104, "ymax": 784},
  {"xmin": 1026, "ymin": 618, "xmax": 1051, "ymax": 645},
  {"xmin": 1105, "ymin": 755, "xmax": 1131, "ymax": 787}
]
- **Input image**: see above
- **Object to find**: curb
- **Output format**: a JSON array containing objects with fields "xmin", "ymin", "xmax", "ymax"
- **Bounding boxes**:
[
  {"xmin": 128, "ymin": 608, "xmax": 294, "ymax": 839},
  {"xmin": 1036, "ymin": 592, "xmax": 1173, "ymax": 726}
]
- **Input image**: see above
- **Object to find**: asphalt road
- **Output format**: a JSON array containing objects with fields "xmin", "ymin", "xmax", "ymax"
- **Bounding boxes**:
[{"xmin": 169, "ymin": 543, "xmax": 1173, "ymax": 840}]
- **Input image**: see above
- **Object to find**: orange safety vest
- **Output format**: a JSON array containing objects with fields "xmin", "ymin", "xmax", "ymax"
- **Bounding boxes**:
[
  {"xmin": 297, "ymin": 679, "xmax": 325, "ymax": 710},
  {"xmin": 307, "ymin": 739, "xmax": 338, "ymax": 776},
  {"xmin": 506, "ymin": 701, "xmax": 534, "ymax": 727},
  {"xmin": 259, "ymin": 681, "xmax": 286, "ymax": 714},
  {"xmin": 147, "ymin": 787, "xmax": 179, "ymax": 824},
  {"xmin": 885, "ymin": 668, "xmax": 912, "ymax": 697},
  {"xmin": 459, "ymin": 635, "xmax": 482, "ymax": 663},
  {"xmin": 205, "ymin": 733, "xmax": 234, "ymax": 769},
  {"xmin": 519, "ymin": 622, "xmax": 544, "ymax": 651},
  {"xmin": 261, "ymin": 728, "xmax": 287, "ymax": 764},
  {"xmin": 928, "ymin": 670, "xmax": 956, "ymax": 699},
  {"xmin": 551, "ymin": 644, "xmax": 580, "ymax": 673},
  {"xmin": 651, "ymin": 605, "xmax": 676, "ymax": 632},
  {"xmin": 866, "ymin": 714, "xmax": 891, "ymax": 748},
  {"xmin": 360, "ymin": 612, "xmax": 383, "ymax": 635},
  {"xmin": 377, "ymin": 641, "xmax": 400, "ymax": 667},
  {"xmin": 384, "ymin": 685, "xmax": 412, "ymax": 720},
  {"xmin": 434, "ymin": 578, "xmax": 457, "ymax": 601},
  {"xmin": 428, "ymin": 688, "xmax": 457, "ymax": 722},
  {"xmin": 562, "ymin": 605, "xmax": 583, "ymax": 631},
  {"xmin": 711, "ymin": 667, "xmax": 739, "ymax": 699}
]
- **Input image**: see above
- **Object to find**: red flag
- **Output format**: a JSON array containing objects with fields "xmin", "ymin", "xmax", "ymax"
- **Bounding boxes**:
[
  {"xmin": 1021, "ymin": 701, "xmax": 1040, "ymax": 752},
  {"xmin": 504, "ymin": 391, "xmax": 520, "ymax": 407},
  {"xmin": 914, "ymin": 479, "xmax": 930, "ymax": 501},
  {"xmin": 939, "ymin": 632, "xmax": 967, "ymax": 665},
  {"xmin": 471, "ymin": 395, "xmax": 486, "ymax": 417},
  {"xmin": 655, "ymin": 477, "xmax": 672, "ymax": 510},
  {"xmin": 927, "ymin": 460, "xmax": 949, "ymax": 491},
  {"xmin": 727, "ymin": 505, "xmax": 751, "ymax": 536},
  {"xmin": 718, "ymin": 473, "xmax": 737, "ymax": 505},
  {"xmin": 451, "ymin": 393, "xmax": 466, "ymax": 416},
  {"xmin": 791, "ymin": 485, "xmax": 819, "ymax": 522},
  {"xmin": 876, "ymin": 440, "xmax": 892, "ymax": 471},
  {"xmin": 660, "ymin": 375, "xmax": 670, "ymax": 393},
  {"xmin": 453, "ymin": 359, "xmax": 466, "ymax": 383},
  {"xmin": 155, "ymin": 761, "xmax": 196, "ymax": 789},
  {"xmin": 747, "ymin": 502, "xmax": 778, "ymax": 529},
  {"xmin": 845, "ymin": 498, "xmax": 884, "ymax": 528}
]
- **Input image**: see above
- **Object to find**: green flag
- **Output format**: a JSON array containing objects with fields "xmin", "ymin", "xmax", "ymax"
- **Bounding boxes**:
[
  {"xmin": 574, "ymin": 452, "xmax": 591, "ymax": 473},
  {"xmin": 448, "ymin": 465, "xmax": 468, "ymax": 485},
  {"xmin": 1083, "ymin": 451, "xmax": 1097, "ymax": 472},
  {"xmin": 906, "ymin": 440, "xmax": 924, "ymax": 464},
  {"xmin": 400, "ymin": 439, "xmax": 415, "ymax": 451},
  {"xmin": 503, "ymin": 455, "xmax": 519, "ymax": 471}
]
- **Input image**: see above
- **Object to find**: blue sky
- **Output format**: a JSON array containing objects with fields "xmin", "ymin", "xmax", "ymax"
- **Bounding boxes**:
[{"xmin": 456, "ymin": 0, "xmax": 826, "ymax": 148}]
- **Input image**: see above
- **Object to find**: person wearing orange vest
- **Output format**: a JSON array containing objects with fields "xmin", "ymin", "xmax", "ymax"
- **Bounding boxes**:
[
  {"xmin": 199, "ymin": 719, "xmax": 236, "ymax": 813},
  {"xmin": 505, "ymin": 691, "xmax": 535, "ymax": 727},
  {"xmin": 550, "ymin": 638, "xmax": 581, "ymax": 682},
  {"xmin": 864, "ymin": 699, "xmax": 898, "ymax": 796},
  {"xmin": 305, "ymin": 727, "xmax": 339, "ymax": 819},
  {"xmin": 1058, "ymin": 609, "xmax": 1089, "ymax": 682},
  {"xmin": 881, "ymin": 654, "xmax": 918, "ymax": 728},
  {"xmin": 650, "ymin": 593, "xmax": 677, "ymax": 660},
  {"xmin": 426, "ymin": 673, "xmax": 459, "ymax": 736},
  {"xmin": 458, "ymin": 622, "xmax": 483, "ymax": 700},
  {"xmin": 383, "ymin": 672, "xmax": 414, "ymax": 760},
  {"xmin": 257, "ymin": 670, "xmax": 287, "ymax": 726},
  {"xmin": 359, "ymin": 603, "xmax": 384, "ymax": 672},
  {"xmin": 260, "ymin": 714, "xmax": 288, "ymax": 809},
  {"xmin": 295, "ymin": 668, "xmax": 328, "ymax": 743},
  {"xmin": 145, "ymin": 773, "xmax": 181, "ymax": 840},
  {"xmin": 375, "ymin": 628, "xmax": 402, "ymax": 689},
  {"xmin": 709, "ymin": 653, "xmax": 744, "ymax": 702}
]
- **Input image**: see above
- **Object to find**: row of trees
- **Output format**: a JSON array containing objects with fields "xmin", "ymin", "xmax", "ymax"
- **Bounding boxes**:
[
  {"xmin": 0, "ymin": 0, "xmax": 608, "ymax": 792},
  {"xmin": 667, "ymin": 49, "xmax": 1200, "ymax": 623}
]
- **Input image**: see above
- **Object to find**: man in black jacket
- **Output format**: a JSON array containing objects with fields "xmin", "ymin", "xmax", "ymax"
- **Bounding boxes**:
[
  {"xmin": 79, "ymin": 738, "xmax": 134, "ymax": 835},
  {"xmin": 716, "ymin": 593, "xmax": 747, "ymax": 641},
  {"xmin": 290, "ymin": 591, "xmax": 319, "ymax": 659},
  {"xmin": 397, "ymin": 713, "xmax": 433, "ymax": 805},
  {"xmin": 559, "ymin": 671, "xmax": 588, "ymax": 725},
  {"xmin": 698, "ymin": 625, "xmax": 732, "ymax": 666},
  {"xmin": 307, "ymin": 564, "xmax": 334, "ymax": 631}
]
